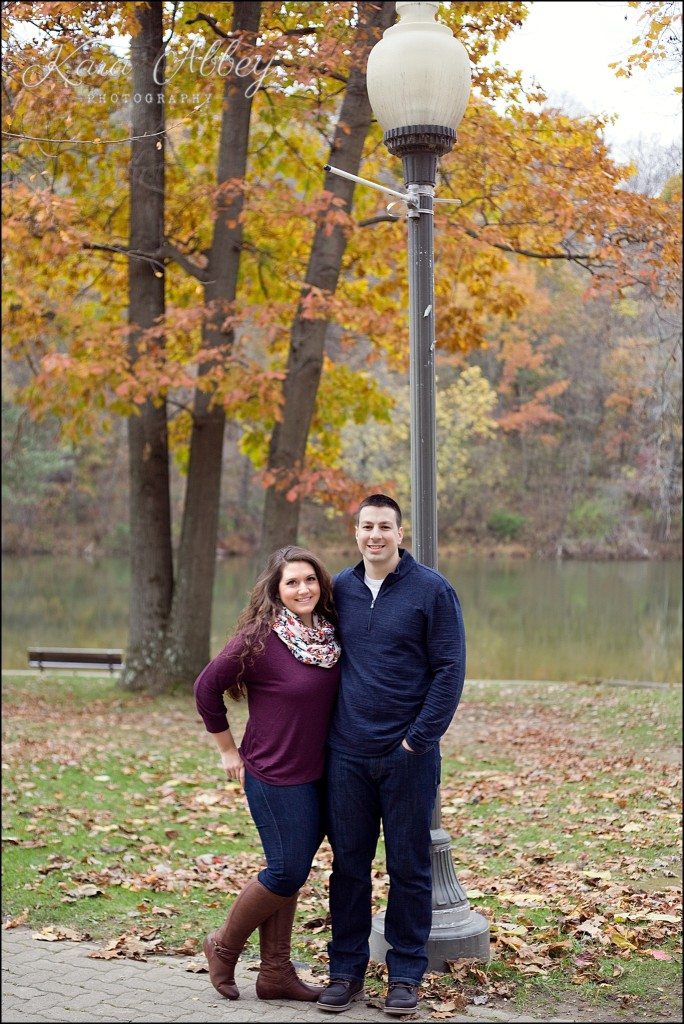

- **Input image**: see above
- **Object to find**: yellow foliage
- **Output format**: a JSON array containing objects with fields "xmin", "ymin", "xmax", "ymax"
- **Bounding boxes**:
[{"xmin": 2, "ymin": 0, "xmax": 680, "ymax": 511}]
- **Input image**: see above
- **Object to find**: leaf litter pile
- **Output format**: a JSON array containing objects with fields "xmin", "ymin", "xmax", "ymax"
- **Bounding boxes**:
[{"xmin": 2, "ymin": 674, "xmax": 681, "ymax": 1020}]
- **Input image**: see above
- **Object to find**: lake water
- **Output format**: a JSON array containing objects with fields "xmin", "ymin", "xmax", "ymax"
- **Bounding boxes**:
[{"xmin": 2, "ymin": 555, "xmax": 681, "ymax": 683}]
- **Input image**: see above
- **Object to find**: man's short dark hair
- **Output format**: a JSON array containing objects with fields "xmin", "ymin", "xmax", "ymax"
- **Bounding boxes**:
[{"xmin": 356, "ymin": 493, "xmax": 402, "ymax": 527}]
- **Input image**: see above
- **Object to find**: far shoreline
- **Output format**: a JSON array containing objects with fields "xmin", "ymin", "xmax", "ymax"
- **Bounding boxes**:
[{"xmin": 3, "ymin": 541, "xmax": 682, "ymax": 562}]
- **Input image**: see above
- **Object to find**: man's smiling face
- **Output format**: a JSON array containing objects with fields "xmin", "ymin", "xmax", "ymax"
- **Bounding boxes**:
[{"xmin": 355, "ymin": 505, "xmax": 403, "ymax": 578}]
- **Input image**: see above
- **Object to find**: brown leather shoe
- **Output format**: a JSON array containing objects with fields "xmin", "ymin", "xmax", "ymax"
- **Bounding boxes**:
[
  {"xmin": 255, "ymin": 892, "xmax": 323, "ymax": 1001},
  {"xmin": 203, "ymin": 878, "xmax": 290, "ymax": 1000}
]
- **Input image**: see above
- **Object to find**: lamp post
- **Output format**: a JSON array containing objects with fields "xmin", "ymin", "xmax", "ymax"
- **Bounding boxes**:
[{"xmin": 366, "ymin": 0, "xmax": 491, "ymax": 969}]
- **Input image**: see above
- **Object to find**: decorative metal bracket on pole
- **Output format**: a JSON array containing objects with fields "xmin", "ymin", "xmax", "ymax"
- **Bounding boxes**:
[{"xmin": 326, "ymin": 157, "xmax": 490, "ymax": 969}]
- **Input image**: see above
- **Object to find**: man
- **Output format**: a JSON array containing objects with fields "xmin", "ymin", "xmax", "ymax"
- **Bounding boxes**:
[{"xmin": 317, "ymin": 494, "xmax": 466, "ymax": 1017}]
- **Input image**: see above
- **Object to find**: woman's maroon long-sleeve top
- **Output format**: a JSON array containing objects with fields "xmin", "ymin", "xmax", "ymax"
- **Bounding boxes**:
[{"xmin": 194, "ymin": 631, "xmax": 340, "ymax": 786}]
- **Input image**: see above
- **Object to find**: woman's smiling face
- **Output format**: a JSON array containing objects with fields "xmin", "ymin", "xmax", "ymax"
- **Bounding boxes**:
[{"xmin": 278, "ymin": 561, "xmax": 321, "ymax": 627}]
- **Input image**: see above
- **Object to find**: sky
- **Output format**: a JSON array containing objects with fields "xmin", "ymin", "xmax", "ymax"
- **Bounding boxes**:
[{"xmin": 491, "ymin": 1, "xmax": 682, "ymax": 159}]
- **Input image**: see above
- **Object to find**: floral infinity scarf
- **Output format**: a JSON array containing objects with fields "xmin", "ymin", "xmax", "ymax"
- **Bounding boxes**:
[{"xmin": 272, "ymin": 606, "xmax": 341, "ymax": 668}]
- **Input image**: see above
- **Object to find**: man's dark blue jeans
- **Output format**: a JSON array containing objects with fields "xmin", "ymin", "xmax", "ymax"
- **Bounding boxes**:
[{"xmin": 325, "ymin": 743, "xmax": 440, "ymax": 986}]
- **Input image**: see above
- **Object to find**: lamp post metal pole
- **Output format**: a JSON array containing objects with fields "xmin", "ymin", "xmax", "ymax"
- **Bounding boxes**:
[
  {"xmin": 382, "ymin": 125, "xmax": 456, "ymax": 571},
  {"xmin": 403, "ymin": 135, "xmax": 492, "ymax": 965},
  {"xmin": 406, "ymin": 178, "xmax": 438, "ymax": 570},
  {"xmin": 366, "ymin": 126, "xmax": 491, "ymax": 969}
]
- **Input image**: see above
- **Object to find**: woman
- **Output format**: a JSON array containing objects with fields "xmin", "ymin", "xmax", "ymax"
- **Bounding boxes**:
[{"xmin": 193, "ymin": 546, "xmax": 341, "ymax": 1003}]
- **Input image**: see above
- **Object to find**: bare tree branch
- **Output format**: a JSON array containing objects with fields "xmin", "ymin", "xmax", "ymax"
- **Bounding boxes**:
[
  {"xmin": 185, "ymin": 12, "xmax": 234, "ymax": 40},
  {"xmin": 83, "ymin": 241, "xmax": 164, "ymax": 269},
  {"xmin": 82, "ymin": 241, "xmax": 210, "ymax": 282},
  {"xmin": 159, "ymin": 241, "xmax": 210, "ymax": 282},
  {"xmin": 460, "ymin": 225, "xmax": 597, "ymax": 264}
]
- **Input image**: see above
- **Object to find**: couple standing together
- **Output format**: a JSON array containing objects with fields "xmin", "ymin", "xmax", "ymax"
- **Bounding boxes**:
[{"xmin": 193, "ymin": 493, "xmax": 466, "ymax": 1016}]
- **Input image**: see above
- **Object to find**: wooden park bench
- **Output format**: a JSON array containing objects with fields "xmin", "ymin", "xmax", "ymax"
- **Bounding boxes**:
[{"xmin": 27, "ymin": 647, "xmax": 124, "ymax": 672}]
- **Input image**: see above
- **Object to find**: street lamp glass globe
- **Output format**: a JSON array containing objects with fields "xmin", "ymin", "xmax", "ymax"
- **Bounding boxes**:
[{"xmin": 366, "ymin": 1, "xmax": 471, "ymax": 132}]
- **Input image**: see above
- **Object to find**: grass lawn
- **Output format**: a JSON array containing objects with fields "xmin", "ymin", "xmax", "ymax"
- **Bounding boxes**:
[{"xmin": 2, "ymin": 672, "xmax": 681, "ymax": 1020}]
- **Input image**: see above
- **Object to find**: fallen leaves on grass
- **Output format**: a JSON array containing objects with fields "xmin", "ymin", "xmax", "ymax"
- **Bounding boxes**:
[
  {"xmin": 420, "ymin": 960, "xmax": 513, "ymax": 1018},
  {"xmin": 61, "ymin": 883, "xmax": 107, "ymax": 901},
  {"xmin": 4, "ymin": 680, "xmax": 681, "ymax": 1016}
]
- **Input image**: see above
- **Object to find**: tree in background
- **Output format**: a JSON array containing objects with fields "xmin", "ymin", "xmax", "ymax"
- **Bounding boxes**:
[
  {"xmin": 257, "ymin": 0, "xmax": 395, "ymax": 559},
  {"xmin": 124, "ymin": 1, "xmax": 173, "ymax": 689},
  {"xmin": 2, "ymin": 2, "xmax": 681, "ymax": 690},
  {"xmin": 609, "ymin": 0, "xmax": 682, "ymax": 80},
  {"xmin": 155, "ymin": 1, "xmax": 263, "ymax": 689},
  {"xmin": 2, "ymin": 1, "xmax": 402, "ymax": 687}
]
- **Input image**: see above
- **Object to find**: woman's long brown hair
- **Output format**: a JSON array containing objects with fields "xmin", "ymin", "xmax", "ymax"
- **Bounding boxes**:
[{"xmin": 226, "ymin": 546, "xmax": 337, "ymax": 701}]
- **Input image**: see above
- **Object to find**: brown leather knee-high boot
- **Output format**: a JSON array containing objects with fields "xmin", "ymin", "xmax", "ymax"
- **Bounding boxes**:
[
  {"xmin": 203, "ymin": 878, "xmax": 291, "ymax": 1000},
  {"xmin": 255, "ymin": 892, "xmax": 323, "ymax": 1001}
]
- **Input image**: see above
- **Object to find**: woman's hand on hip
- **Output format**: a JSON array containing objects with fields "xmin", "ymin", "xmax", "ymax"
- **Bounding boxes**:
[{"xmin": 220, "ymin": 749, "xmax": 245, "ymax": 786}]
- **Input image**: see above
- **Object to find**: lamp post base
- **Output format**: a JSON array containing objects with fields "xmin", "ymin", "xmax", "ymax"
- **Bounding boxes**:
[
  {"xmin": 369, "ymin": 821, "xmax": 491, "ymax": 972},
  {"xmin": 369, "ymin": 905, "xmax": 491, "ymax": 973}
]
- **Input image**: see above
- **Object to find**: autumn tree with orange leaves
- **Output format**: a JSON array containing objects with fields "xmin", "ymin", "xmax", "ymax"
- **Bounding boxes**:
[{"xmin": 2, "ymin": 1, "xmax": 681, "ymax": 690}]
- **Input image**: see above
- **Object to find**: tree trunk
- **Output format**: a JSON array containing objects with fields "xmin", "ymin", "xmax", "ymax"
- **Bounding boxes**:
[
  {"xmin": 120, "ymin": 2, "xmax": 173, "ymax": 692},
  {"xmin": 259, "ymin": 1, "xmax": 396, "ymax": 560},
  {"xmin": 160, "ymin": 2, "xmax": 262, "ymax": 685}
]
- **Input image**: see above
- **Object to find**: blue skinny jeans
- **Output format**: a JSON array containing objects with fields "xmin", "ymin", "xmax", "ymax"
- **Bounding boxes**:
[{"xmin": 243, "ymin": 769, "xmax": 325, "ymax": 897}]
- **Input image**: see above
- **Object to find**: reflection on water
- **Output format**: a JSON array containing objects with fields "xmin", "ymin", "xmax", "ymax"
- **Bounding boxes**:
[{"xmin": 2, "ymin": 555, "xmax": 682, "ymax": 684}]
